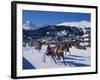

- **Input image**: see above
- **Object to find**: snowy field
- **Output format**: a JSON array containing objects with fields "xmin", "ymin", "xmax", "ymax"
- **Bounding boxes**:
[{"xmin": 23, "ymin": 45, "xmax": 91, "ymax": 69}]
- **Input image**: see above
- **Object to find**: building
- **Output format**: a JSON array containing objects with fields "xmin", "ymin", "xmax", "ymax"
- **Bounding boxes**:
[{"xmin": 82, "ymin": 27, "xmax": 91, "ymax": 47}]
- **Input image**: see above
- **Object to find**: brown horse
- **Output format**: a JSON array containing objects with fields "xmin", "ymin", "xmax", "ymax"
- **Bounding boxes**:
[{"xmin": 43, "ymin": 43, "xmax": 67, "ymax": 66}]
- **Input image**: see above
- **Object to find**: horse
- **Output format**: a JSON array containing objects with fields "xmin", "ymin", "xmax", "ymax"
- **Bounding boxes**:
[
  {"xmin": 34, "ymin": 41, "xmax": 42, "ymax": 51},
  {"xmin": 43, "ymin": 43, "xmax": 67, "ymax": 66},
  {"xmin": 64, "ymin": 42, "xmax": 72, "ymax": 55},
  {"xmin": 72, "ymin": 40, "xmax": 86, "ymax": 50}
]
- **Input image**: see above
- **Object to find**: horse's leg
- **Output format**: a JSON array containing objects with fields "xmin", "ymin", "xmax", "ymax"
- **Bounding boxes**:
[
  {"xmin": 61, "ymin": 54, "xmax": 66, "ymax": 66},
  {"xmin": 51, "ymin": 52, "xmax": 57, "ymax": 64},
  {"xmin": 65, "ymin": 51, "xmax": 67, "ymax": 55},
  {"xmin": 57, "ymin": 55, "xmax": 61, "ymax": 60},
  {"xmin": 52, "ymin": 56, "xmax": 57, "ymax": 64}
]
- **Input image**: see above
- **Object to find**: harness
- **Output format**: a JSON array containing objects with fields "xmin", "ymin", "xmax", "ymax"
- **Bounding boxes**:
[
  {"xmin": 58, "ymin": 50, "xmax": 64, "ymax": 53},
  {"xmin": 55, "ymin": 47, "xmax": 64, "ymax": 53}
]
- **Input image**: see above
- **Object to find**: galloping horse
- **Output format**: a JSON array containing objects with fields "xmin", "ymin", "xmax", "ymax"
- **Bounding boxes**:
[{"xmin": 43, "ymin": 43, "xmax": 67, "ymax": 66}]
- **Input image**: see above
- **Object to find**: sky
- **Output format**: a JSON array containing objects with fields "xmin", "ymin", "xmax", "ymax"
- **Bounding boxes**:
[{"xmin": 23, "ymin": 10, "xmax": 91, "ymax": 25}]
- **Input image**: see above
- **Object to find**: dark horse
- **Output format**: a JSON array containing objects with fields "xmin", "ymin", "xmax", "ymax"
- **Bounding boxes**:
[
  {"xmin": 64, "ymin": 42, "xmax": 72, "ymax": 55},
  {"xmin": 34, "ymin": 41, "xmax": 42, "ymax": 51},
  {"xmin": 72, "ymin": 40, "xmax": 86, "ymax": 50},
  {"xmin": 43, "ymin": 43, "xmax": 67, "ymax": 66}
]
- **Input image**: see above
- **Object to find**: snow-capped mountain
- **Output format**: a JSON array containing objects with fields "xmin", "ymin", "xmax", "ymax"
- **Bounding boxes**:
[
  {"xmin": 23, "ymin": 21, "xmax": 50, "ymax": 30},
  {"xmin": 57, "ymin": 21, "xmax": 91, "ymax": 28},
  {"xmin": 23, "ymin": 21, "xmax": 34, "ymax": 30}
]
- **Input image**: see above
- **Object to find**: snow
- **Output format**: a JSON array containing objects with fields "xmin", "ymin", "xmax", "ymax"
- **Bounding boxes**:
[
  {"xmin": 57, "ymin": 21, "xmax": 91, "ymax": 34},
  {"xmin": 84, "ymin": 38, "xmax": 89, "ymax": 41},
  {"xmin": 57, "ymin": 21, "xmax": 91, "ymax": 28},
  {"xmin": 82, "ymin": 34, "xmax": 89, "ymax": 37},
  {"xmin": 23, "ymin": 45, "xmax": 91, "ymax": 69},
  {"xmin": 23, "ymin": 21, "xmax": 33, "ymax": 30}
]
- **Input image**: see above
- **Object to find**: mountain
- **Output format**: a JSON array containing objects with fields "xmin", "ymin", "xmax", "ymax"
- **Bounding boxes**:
[
  {"xmin": 57, "ymin": 21, "xmax": 91, "ymax": 28},
  {"xmin": 23, "ymin": 21, "xmax": 33, "ymax": 30},
  {"xmin": 23, "ymin": 24, "xmax": 84, "ymax": 41},
  {"xmin": 23, "ymin": 21, "xmax": 50, "ymax": 30}
]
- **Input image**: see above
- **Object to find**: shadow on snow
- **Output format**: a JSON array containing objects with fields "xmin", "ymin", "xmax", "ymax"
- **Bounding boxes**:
[
  {"xmin": 60, "ymin": 55, "xmax": 90, "ymax": 67},
  {"xmin": 61, "ymin": 61, "xmax": 90, "ymax": 67},
  {"xmin": 64, "ymin": 57, "xmax": 85, "ymax": 61},
  {"xmin": 23, "ymin": 54, "xmax": 90, "ymax": 69}
]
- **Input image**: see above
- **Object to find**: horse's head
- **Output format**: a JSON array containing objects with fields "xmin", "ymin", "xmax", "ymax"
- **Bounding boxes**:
[{"xmin": 58, "ymin": 43, "xmax": 66, "ymax": 50}]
